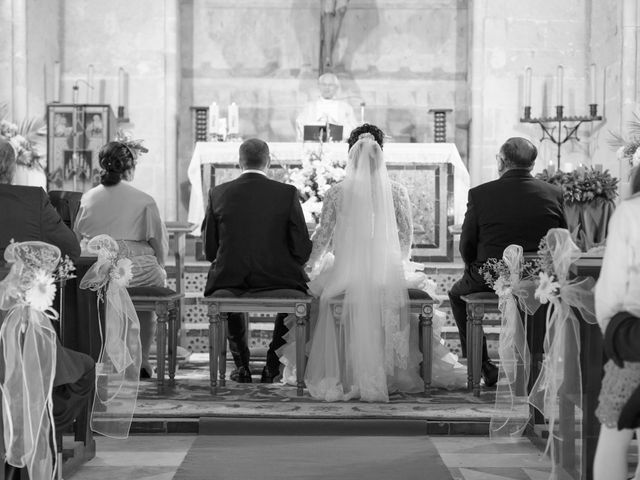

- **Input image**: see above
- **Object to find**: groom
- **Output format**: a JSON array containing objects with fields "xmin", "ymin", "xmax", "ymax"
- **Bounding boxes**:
[{"xmin": 202, "ymin": 138, "xmax": 312, "ymax": 383}]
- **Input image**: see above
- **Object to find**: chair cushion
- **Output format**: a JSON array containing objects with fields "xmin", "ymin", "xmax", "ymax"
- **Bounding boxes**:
[
  {"xmin": 127, "ymin": 286, "xmax": 178, "ymax": 297},
  {"xmin": 460, "ymin": 292, "xmax": 499, "ymax": 303},
  {"xmin": 407, "ymin": 288, "xmax": 433, "ymax": 300},
  {"xmin": 210, "ymin": 288, "xmax": 310, "ymax": 299}
]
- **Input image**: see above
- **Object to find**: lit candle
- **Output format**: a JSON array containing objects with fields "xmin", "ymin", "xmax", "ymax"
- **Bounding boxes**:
[
  {"xmin": 590, "ymin": 63, "xmax": 597, "ymax": 105},
  {"xmin": 208, "ymin": 102, "xmax": 219, "ymax": 134},
  {"xmin": 53, "ymin": 61, "xmax": 61, "ymax": 103},
  {"xmin": 118, "ymin": 67, "xmax": 125, "ymax": 107},
  {"xmin": 556, "ymin": 65, "xmax": 564, "ymax": 106},
  {"xmin": 360, "ymin": 102, "xmax": 365, "ymax": 124},
  {"xmin": 87, "ymin": 64, "xmax": 94, "ymax": 103},
  {"xmin": 548, "ymin": 161, "xmax": 556, "ymax": 175},
  {"xmin": 524, "ymin": 67, "xmax": 532, "ymax": 107},
  {"xmin": 227, "ymin": 102, "xmax": 239, "ymax": 135}
]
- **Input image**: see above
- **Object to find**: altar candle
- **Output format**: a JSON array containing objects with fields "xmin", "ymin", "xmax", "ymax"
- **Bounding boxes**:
[
  {"xmin": 360, "ymin": 102, "xmax": 365, "ymax": 124},
  {"xmin": 556, "ymin": 65, "xmax": 564, "ymax": 106},
  {"xmin": 564, "ymin": 162, "xmax": 573, "ymax": 172},
  {"xmin": 118, "ymin": 67, "xmax": 125, "ymax": 107},
  {"xmin": 590, "ymin": 63, "xmax": 597, "ymax": 104},
  {"xmin": 208, "ymin": 102, "xmax": 219, "ymax": 134},
  {"xmin": 227, "ymin": 102, "xmax": 239, "ymax": 135},
  {"xmin": 548, "ymin": 162, "xmax": 556, "ymax": 175},
  {"xmin": 524, "ymin": 67, "xmax": 532, "ymax": 107},
  {"xmin": 53, "ymin": 61, "xmax": 61, "ymax": 102},
  {"xmin": 87, "ymin": 64, "xmax": 94, "ymax": 103}
]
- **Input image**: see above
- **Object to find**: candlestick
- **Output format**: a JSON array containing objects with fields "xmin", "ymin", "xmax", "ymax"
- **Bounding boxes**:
[
  {"xmin": 208, "ymin": 102, "xmax": 219, "ymax": 135},
  {"xmin": 118, "ymin": 67, "xmax": 125, "ymax": 110},
  {"xmin": 590, "ymin": 63, "xmax": 597, "ymax": 105},
  {"xmin": 524, "ymin": 67, "xmax": 532, "ymax": 107},
  {"xmin": 53, "ymin": 61, "xmax": 61, "ymax": 103},
  {"xmin": 360, "ymin": 102, "xmax": 365, "ymax": 124},
  {"xmin": 87, "ymin": 64, "xmax": 94, "ymax": 103},
  {"xmin": 227, "ymin": 102, "xmax": 239, "ymax": 135},
  {"xmin": 555, "ymin": 65, "xmax": 564, "ymax": 106}
]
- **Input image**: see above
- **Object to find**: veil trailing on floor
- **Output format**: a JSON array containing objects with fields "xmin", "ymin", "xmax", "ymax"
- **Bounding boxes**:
[{"xmin": 305, "ymin": 134, "xmax": 410, "ymax": 402}]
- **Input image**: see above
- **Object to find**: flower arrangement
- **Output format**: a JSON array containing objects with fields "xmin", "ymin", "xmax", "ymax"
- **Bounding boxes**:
[
  {"xmin": 478, "ymin": 257, "xmax": 540, "ymax": 297},
  {"xmin": 284, "ymin": 147, "xmax": 346, "ymax": 222},
  {"xmin": 0, "ymin": 103, "xmax": 46, "ymax": 170},
  {"xmin": 535, "ymin": 167, "xmax": 618, "ymax": 204},
  {"xmin": 610, "ymin": 113, "xmax": 640, "ymax": 168},
  {"xmin": 532, "ymin": 236, "xmax": 561, "ymax": 304}
]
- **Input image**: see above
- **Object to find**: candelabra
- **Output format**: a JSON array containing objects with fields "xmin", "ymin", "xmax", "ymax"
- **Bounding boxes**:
[{"xmin": 520, "ymin": 105, "xmax": 602, "ymax": 170}]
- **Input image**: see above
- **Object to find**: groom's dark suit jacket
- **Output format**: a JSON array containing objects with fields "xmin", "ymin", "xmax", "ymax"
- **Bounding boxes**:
[
  {"xmin": 460, "ymin": 169, "xmax": 566, "ymax": 276},
  {"xmin": 202, "ymin": 172, "xmax": 312, "ymax": 296}
]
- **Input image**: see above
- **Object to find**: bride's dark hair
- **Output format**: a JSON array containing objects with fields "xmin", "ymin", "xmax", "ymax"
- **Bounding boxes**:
[{"xmin": 347, "ymin": 124, "xmax": 384, "ymax": 151}]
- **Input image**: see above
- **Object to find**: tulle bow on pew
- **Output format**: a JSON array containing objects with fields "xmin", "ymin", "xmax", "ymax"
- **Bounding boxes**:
[
  {"xmin": 528, "ymin": 228, "xmax": 596, "ymax": 478},
  {"xmin": 0, "ymin": 241, "xmax": 63, "ymax": 480},
  {"xmin": 80, "ymin": 234, "xmax": 141, "ymax": 439},
  {"xmin": 488, "ymin": 245, "xmax": 541, "ymax": 437}
]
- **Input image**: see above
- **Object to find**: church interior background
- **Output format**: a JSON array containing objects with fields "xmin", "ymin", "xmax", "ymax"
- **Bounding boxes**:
[{"xmin": 2, "ymin": 0, "xmax": 640, "ymax": 479}]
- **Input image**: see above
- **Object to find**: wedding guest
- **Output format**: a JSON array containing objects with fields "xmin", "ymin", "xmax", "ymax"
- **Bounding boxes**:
[
  {"xmin": 295, "ymin": 73, "xmax": 358, "ymax": 142},
  {"xmin": 448, "ymin": 137, "xmax": 566, "ymax": 387},
  {"xmin": 74, "ymin": 139, "xmax": 168, "ymax": 379},
  {"xmin": 593, "ymin": 165, "xmax": 640, "ymax": 480},
  {"xmin": 0, "ymin": 139, "xmax": 80, "ymax": 262},
  {"xmin": 202, "ymin": 138, "xmax": 312, "ymax": 383}
]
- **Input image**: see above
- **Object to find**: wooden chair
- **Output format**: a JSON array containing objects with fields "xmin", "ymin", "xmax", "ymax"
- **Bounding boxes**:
[
  {"xmin": 202, "ymin": 291, "xmax": 313, "ymax": 396},
  {"xmin": 127, "ymin": 287, "xmax": 185, "ymax": 389},
  {"xmin": 328, "ymin": 289, "xmax": 437, "ymax": 395}
]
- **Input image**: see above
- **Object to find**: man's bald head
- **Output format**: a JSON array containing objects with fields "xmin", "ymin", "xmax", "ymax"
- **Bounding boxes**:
[{"xmin": 499, "ymin": 137, "xmax": 538, "ymax": 171}]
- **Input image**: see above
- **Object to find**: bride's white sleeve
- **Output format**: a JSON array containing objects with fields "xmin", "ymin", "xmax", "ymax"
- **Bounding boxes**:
[
  {"xmin": 309, "ymin": 185, "xmax": 339, "ymax": 267},
  {"xmin": 393, "ymin": 183, "xmax": 413, "ymax": 260}
]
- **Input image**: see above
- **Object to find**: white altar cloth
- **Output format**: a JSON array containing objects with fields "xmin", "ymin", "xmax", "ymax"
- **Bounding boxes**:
[{"xmin": 187, "ymin": 142, "xmax": 470, "ymax": 235}]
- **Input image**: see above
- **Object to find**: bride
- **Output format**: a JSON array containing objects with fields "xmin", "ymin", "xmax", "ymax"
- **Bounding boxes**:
[{"xmin": 280, "ymin": 124, "xmax": 466, "ymax": 402}]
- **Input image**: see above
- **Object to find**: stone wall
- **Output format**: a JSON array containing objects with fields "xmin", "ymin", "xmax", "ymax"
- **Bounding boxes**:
[{"xmin": 177, "ymin": 0, "xmax": 470, "ymax": 219}]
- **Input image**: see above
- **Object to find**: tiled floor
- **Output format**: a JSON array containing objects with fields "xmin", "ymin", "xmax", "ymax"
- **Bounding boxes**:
[{"xmin": 70, "ymin": 435, "xmax": 551, "ymax": 480}]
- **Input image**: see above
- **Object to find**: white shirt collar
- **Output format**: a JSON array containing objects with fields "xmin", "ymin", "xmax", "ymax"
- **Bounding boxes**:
[{"xmin": 241, "ymin": 169, "xmax": 268, "ymax": 177}]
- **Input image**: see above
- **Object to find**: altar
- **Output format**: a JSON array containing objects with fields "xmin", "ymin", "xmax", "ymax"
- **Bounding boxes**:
[{"xmin": 187, "ymin": 142, "xmax": 469, "ymax": 261}]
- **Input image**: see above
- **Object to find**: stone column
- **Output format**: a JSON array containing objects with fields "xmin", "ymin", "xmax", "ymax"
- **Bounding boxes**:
[
  {"xmin": 10, "ymin": 0, "xmax": 27, "ymax": 120},
  {"xmin": 164, "ymin": 0, "xmax": 179, "ymax": 220}
]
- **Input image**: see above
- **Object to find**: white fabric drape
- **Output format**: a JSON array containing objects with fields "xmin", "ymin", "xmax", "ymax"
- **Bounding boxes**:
[{"xmin": 79, "ymin": 234, "xmax": 141, "ymax": 439}]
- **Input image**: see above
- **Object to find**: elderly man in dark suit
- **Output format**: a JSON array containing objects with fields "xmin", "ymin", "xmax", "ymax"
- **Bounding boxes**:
[
  {"xmin": 202, "ymin": 138, "xmax": 312, "ymax": 383},
  {"xmin": 448, "ymin": 137, "xmax": 566, "ymax": 387},
  {"xmin": 0, "ymin": 139, "xmax": 93, "ymax": 479}
]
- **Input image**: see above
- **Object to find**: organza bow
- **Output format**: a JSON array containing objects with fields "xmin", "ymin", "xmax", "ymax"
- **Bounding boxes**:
[
  {"xmin": 529, "ymin": 228, "xmax": 596, "ymax": 479},
  {"xmin": 490, "ymin": 245, "xmax": 541, "ymax": 437},
  {"xmin": 0, "ymin": 241, "xmax": 62, "ymax": 480},
  {"xmin": 79, "ymin": 234, "xmax": 140, "ymax": 439}
]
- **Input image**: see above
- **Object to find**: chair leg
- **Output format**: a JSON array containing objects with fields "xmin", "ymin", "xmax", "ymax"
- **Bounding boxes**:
[
  {"xmin": 219, "ymin": 313, "xmax": 228, "ymax": 387},
  {"xmin": 470, "ymin": 304, "xmax": 484, "ymax": 397},
  {"xmin": 295, "ymin": 303, "xmax": 309, "ymax": 396},
  {"xmin": 156, "ymin": 302, "xmax": 169, "ymax": 390},
  {"xmin": 168, "ymin": 301, "xmax": 179, "ymax": 384},
  {"xmin": 466, "ymin": 304, "xmax": 473, "ymax": 391},
  {"xmin": 419, "ymin": 304, "xmax": 433, "ymax": 397},
  {"xmin": 208, "ymin": 304, "xmax": 220, "ymax": 394}
]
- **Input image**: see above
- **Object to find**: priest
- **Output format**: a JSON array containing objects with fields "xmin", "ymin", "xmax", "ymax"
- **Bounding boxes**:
[{"xmin": 296, "ymin": 73, "xmax": 358, "ymax": 142}]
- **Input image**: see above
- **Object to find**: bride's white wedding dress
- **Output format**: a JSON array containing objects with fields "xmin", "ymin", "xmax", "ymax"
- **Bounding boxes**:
[{"xmin": 279, "ymin": 136, "xmax": 466, "ymax": 401}]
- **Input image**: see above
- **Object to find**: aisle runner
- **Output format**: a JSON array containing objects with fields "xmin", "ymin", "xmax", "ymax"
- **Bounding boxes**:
[{"xmin": 174, "ymin": 419, "xmax": 453, "ymax": 480}]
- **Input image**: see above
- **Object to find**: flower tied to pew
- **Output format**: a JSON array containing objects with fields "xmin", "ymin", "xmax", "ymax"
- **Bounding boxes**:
[
  {"xmin": 479, "ymin": 245, "xmax": 541, "ymax": 437},
  {"xmin": 79, "ymin": 234, "xmax": 140, "ymax": 439},
  {"xmin": 528, "ymin": 228, "xmax": 596, "ymax": 478},
  {"xmin": 0, "ymin": 241, "xmax": 74, "ymax": 480}
]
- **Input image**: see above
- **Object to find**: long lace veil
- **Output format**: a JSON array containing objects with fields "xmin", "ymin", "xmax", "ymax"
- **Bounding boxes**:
[{"xmin": 305, "ymin": 135, "xmax": 410, "ymax": 401}]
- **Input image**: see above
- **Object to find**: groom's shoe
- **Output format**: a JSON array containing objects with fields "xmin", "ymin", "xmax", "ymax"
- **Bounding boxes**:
[
  {"xmin": 230, "ymin": 366, "xmax": 253, "ymax": 383},
  {"xmin": 260, "ymin": 365, "xmax": 281, "ymax": 383},
  {"xmin": 481, "ymin": 360, "xmax": 499, "ymax": 388}
]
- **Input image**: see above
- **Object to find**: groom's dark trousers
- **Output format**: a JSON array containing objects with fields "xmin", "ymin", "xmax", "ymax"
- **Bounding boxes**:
[
  {"xmin": 449, "ymin": 169, "xmax": 566, "ymax": 364},
  {"xmin": 202, "ymin": 172, "xmax": 312, "ymax": 371}
]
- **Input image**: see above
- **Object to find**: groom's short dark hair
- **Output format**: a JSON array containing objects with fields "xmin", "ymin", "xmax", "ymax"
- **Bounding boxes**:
[{"xmin": 239, "ymin": 138, "xmax": 270, "ymax": 170}]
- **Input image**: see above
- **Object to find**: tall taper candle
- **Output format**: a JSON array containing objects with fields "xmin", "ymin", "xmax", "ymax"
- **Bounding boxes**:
[
  {"xmin": 53, "ymin": 61, "xmax": 61, "ymax": 102},
  {"xmin": 227, "ymin": 102, "xmax": 239, "ymax": 135},
  {"xmin": 87, "ymin": 64, "xmax": 94, "ymax": 103},
  {"xmin": 524, "ymin": 67, "xmax": 532, "ymax": 107},
  {"xmin": 590, "ymin": 63, "xmax": 597, "ymax": 105},
  {"xmin": 556, "ymin": 65, "xmax": 564, "ymax": 106},
  {"xmin": 118, "ymin": 67, "xmax": 125, "ymax": 108},
  {"xmin": 208, "ymin": 102, "xmax": 219, "ymax": 134}
]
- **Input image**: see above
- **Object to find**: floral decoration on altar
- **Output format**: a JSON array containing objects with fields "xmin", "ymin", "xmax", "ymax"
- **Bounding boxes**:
[
  {"xmin": 611, "ymin": 113, "xmax": 640, "ymax": 168},
  {"xmin": 535, "ymin": 167, "xmax": 619, "ymax": 204},
  {"xmin": 0, "ymin": 103, "xmax": 46, "ymax": 171},
  {"xmin": 284, "ymin": 147, "xmax": 346, "ymax": 222}
]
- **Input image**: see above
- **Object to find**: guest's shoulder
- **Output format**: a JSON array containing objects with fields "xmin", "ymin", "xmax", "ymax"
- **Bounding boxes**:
[
  {"xmin": 0, "ymin": 184, "xmax": 45, "ymax": 198},
  {"xmin": 118, "ymin": 182, "xmax": 157, "ymax": 206}
]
